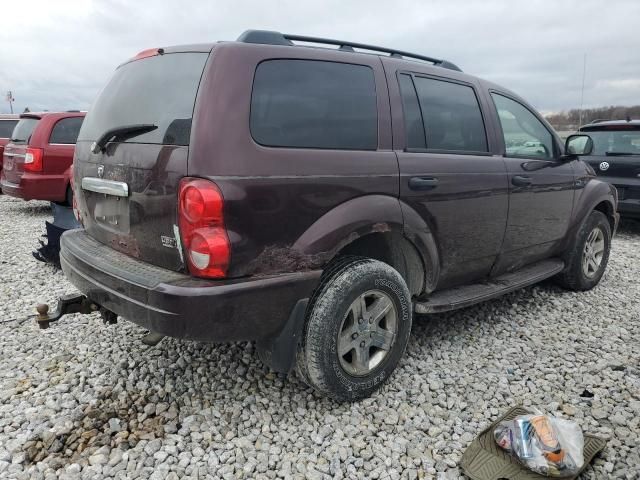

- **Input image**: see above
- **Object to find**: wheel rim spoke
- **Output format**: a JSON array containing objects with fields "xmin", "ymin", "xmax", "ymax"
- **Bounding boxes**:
[
  {"xmin": 370, "ymin": 328, "xmax": 394, "ymax": 351},
  {"xmin": 350, "ymin": 296, "xmax": 365, "ymax": 321},
  {"xmin": 352, "ymin": 345, "xmax": 371, "ymax": 374},
  {"xmin": 592, "ymin": 238, "xmax": 605, "ymax": 255},
  {"xmin": 367, "ymin": 296, "xmax": 393, "ymax": 324},
  {"xmin": 338, "ymin": 329, "xmax": 357, "ymax": 356}
]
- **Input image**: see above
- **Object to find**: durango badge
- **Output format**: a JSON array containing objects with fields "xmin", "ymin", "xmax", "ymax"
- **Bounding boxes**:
[{"xmin": 599, "ymin": 161, "xmax": 610, "ymax": 171}]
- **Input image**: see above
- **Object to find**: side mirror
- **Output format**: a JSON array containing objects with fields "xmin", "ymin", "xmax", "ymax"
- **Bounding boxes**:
[{"xmin": 565, "ymin": 134, "xmax": 593, "ymax": 156}]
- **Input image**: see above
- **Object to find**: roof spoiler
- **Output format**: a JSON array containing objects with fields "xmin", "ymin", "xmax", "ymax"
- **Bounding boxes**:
[{"xmin": 237, "ymin": 29, "xmax": 462, "ymax": 72}]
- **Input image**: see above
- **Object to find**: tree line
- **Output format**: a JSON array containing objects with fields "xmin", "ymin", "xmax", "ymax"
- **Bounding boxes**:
[{"xmin": 545, "ymin": 105, "xmax": 640, "ymax": 131}]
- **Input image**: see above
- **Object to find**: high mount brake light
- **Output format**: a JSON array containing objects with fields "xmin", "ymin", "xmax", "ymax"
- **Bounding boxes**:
[
  {"xmin": 178, "ymin": 178, "xmax": 230, "ymax": 279},
  {"xmin": 23, "ymin": 147, "xmax": 43, "ymax": 172},
  {"xmin": 131, "ymin": 48, "xmax": 164, "ymax": 61}
]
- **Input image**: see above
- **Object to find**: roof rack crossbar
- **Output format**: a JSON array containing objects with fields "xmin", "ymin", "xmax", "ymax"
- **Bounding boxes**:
[{"xmin": 236, "ymin": 30, "xmax": 462, "ymax": 72}]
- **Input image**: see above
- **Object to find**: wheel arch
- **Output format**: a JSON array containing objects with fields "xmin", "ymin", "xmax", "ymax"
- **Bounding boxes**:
[
  {"xmin": 292, "ymin": 195, "xmax": 440, "ymax": 295},
  {"xmin": 561, "ymin": 179, "xmax": 617, "ymax": 252}
]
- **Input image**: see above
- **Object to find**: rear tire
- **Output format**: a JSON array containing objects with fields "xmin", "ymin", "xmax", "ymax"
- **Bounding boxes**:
[
  {"xmin": 296, "ymin": 257, "xmax": 412, "ymax": 401},
  {"xmin": 555, "ymin": 210, "xmax": 611, "ymax": 291}
]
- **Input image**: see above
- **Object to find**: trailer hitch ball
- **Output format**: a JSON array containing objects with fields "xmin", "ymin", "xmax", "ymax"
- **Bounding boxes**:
[
  {"xmin": 32, "ymin": 293, "xmax": 96, "ymax": 330},
  {"xmin": 36, "ymin": 304, "xmax": 51, "ymax": 329}
]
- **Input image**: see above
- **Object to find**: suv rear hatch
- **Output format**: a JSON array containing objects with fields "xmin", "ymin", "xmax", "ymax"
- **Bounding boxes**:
[
  {"xmin": 74, "ymin": 49, "xmax": 210, "ymax": 271},
  {"xmin": 2, "ymin": 116, "xmax": 40, "ymax": 185},
  {"xmin": 581, "ymin": 124, "xmax": 640, "ymax": 200}
]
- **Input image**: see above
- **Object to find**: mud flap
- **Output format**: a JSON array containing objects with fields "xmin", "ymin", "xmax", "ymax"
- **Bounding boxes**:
[
  {"xmin": 33, "ymin": 203, "xmax": 81, "ymax": 268},
  {"xmin": 256, "ymin": 298, "xmax": 309, "ymax": 373},
  {"xmin": 460, "ymin": 406, "xmax": 606, "ymax": 480}
]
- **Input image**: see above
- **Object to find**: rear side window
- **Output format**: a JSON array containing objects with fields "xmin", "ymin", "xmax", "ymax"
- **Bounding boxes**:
[
  {"xmin": 398, "ymin": 74, "xmax": 426, "ymax": 149},
  {"xmin": 0, "ymin": 120, "xmax": 18, "ymax": 138},
  {"xmin": 49, "ymin": 117, "xmax": 84, "ymax": 144},
  {"xmin": 11, "ymin": 118, "xmax": 39, "ymax": 144},
  {"xmin": 407, "ymin": 76, "xmax": 488, "ymax": 153},
  {"xmin": 250, "ymin": 60, "xmax": 377, "ymax": 150},
  {"xmin": 79, "ymin": 52, "xmax": 208, "ymax": 146}
]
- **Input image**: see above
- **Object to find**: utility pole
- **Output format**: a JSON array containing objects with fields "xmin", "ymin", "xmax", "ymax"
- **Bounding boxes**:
[
  {"xmin": 5, "ymin": 91, "xmax": 14, "ymax": 114},
  {"xmin": 578, "ymin": 54, "xmax": 587, "ymax": 127}
]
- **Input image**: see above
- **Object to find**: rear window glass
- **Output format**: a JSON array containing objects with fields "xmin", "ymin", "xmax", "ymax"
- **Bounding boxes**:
[
  {"xmin": 582, "ymin": 130, "xmax": 640, "ymax": 155},
  {"xmin": 11, "ymin": 118, "xmax": 39, "ymax": 144},
  {"xmin": 50, "ymin": 117, "xmax": 84, "ymax": 144},
  {"xmin": 78, "ymin": 52, "xmax": 208, "ymax": 146},
  {"xmin": 250, "ymin": 60, "xmax": 377, "ymax": 150},
  {"xmin": 412, "ymin": 76, "xmax": 488, "ymax": 153},
  {"xmin": 0, "ymin": 120, "xmax": 17, "ymax": 138}
]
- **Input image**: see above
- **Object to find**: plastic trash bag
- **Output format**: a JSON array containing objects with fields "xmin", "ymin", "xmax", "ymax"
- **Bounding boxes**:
[{"xmin": 494, "ymin": 412, "xmax": 584, "ymax": 477}]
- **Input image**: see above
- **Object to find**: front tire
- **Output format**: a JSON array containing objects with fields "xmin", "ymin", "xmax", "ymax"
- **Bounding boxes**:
[
  {"xmin": 296, "ymin": 257, "xmax": 412, "ymax": 401},
  {"xmin": 555, "ymin": 210, "xmax": 612, "ymax": 291}
]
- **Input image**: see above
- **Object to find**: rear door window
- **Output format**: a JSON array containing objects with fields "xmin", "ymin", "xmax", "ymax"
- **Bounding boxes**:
[
  {"xmin": 78, "ymin": 52, "xmax": 208, "ymax": 146},
  {"xmin": 49, "ymin": 117, "xmax": 84, "ymax": 144},
  {"xmin": 250, "ymin": 60, "xmax": 378, "ymax": 150},
  {"xmin": 408, "ymin": 76, "xmax": 488, "ymax": 153},
  {"xmin": 11, "ymin": 118, "xmax": 39, "ymax": 144},
  {"xmin": 0, "ymin": 120, "xmax": 18, "ymax": 139}
]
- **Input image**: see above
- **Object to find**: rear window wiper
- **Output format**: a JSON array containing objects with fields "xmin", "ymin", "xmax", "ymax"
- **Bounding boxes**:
[
  {"xmin": 91, "ymin": 124, "xmax": 158, "ymax": 153},
  {"xmin": 605, "ymin": 151, "xmax": 640, "ymax": 156}
]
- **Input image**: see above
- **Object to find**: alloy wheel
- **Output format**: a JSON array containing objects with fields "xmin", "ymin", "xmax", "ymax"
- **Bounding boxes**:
[{"xmin": 337, "ymin": 289, "xmax": 398, "ymax": 376}]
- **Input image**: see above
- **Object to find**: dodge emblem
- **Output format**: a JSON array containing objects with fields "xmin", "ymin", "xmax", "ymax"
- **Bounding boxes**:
[
  {"xmin": 599, "ymin": 161, "xmax": 610, "ymax": 171},
  {"xmin": 97, "ymin": 165, "xmax": 105, "ymax": 178}
]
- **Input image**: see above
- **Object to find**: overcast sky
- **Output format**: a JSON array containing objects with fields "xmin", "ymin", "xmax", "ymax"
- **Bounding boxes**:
[{"xmin": 1, "ymin": 0, "xmax": 638, "ymax": 115}]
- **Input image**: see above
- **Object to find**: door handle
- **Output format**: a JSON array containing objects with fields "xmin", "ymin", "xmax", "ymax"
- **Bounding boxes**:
[
  {"xmin": 512, "ymin": 175, "xmax": 532, "ymax": 187},
  {"xmin": 409, "ymin": 177, "xmax": 439, "ymax": 191}
]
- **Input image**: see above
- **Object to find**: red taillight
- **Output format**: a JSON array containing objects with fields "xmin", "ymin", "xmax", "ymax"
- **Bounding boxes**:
[
  {"xmin": 23, "ymin": 147, "xmax": 43, "ymax": 172},
  {"xmin": 178, "ymin": 178, "xmax": 230, "ymax": 278}
]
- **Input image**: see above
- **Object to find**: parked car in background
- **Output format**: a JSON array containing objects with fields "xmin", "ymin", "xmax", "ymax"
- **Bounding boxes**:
[
  {"xmin": 0, "ymin": 114, "xmax": 19, "ymax": 184},
  {"xmin": 57, "ymin": 30, "xmax": 616, "ymax": 401},
  {"xmin": 1, "ymin": 111, "xmax": 85, "ymax": 205},
  {"xmin": 578, "ymin": 120, "xmax": 640, "ymax": 218}
]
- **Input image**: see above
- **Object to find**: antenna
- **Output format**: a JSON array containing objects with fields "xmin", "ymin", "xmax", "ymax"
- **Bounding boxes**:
[{"xmin": 578, "ymin": 54, "xmax": 587, "ymax": 127}]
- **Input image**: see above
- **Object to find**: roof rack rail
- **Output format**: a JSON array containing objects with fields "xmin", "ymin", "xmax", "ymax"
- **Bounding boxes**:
[{"xmin": 236, "ymin": 30, "xmax": 462, "ymax": 72}]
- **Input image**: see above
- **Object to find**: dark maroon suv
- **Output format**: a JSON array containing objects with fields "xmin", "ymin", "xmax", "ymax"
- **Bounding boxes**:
[{"xmin": 57, "ymin": 30, "xmax": 617, "ymax": 401}]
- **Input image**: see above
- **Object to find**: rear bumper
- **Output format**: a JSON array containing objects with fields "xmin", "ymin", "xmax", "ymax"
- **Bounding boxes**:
[
  {"xmin": 60, "ymin": 229, "xmax": 321, "ymax": 342},
  {"xmin": 0, "ymin": 172, "xmax": 67, "ymax": 201}
]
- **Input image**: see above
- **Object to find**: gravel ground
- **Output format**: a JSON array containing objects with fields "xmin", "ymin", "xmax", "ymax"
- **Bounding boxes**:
[{"xmin": 0, "ymin": 194, "xmax": 638, "ymax": 480}]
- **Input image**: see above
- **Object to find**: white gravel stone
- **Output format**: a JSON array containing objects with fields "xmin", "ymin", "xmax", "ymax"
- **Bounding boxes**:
[{"xmin": 1, "ymin": 195, "xmax": 639, "ymax": 479}]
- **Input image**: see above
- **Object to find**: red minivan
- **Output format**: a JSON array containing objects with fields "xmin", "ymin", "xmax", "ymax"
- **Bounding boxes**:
[
  {"xmin": 0, "ymin": 114, "xmax": 19, "ymax": 181},
  {"xmin": 1, "ymin": 111, "xmax": 85, "ymax": 204}
]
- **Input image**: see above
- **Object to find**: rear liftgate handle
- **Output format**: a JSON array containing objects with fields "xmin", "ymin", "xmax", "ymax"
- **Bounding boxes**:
[{"xmin": 409, "ymin": 176, "xmax": 439, "ymax": 191}]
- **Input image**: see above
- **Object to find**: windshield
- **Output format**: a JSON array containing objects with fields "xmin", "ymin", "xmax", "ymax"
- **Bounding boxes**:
[
  {"xmin": 78, "ymin": 52, "xmax": 208, "ymax": 146},
  {"xmin": 587, "ymin": 130, "xmax": 640, "ymax": 155},
  {"xmin": 0, "ymin": 120, "xmax": 18, "ymax": 138},
  {"xmin": 10, "ymin": 118, "xmax": 39, "ymax": 143}
]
